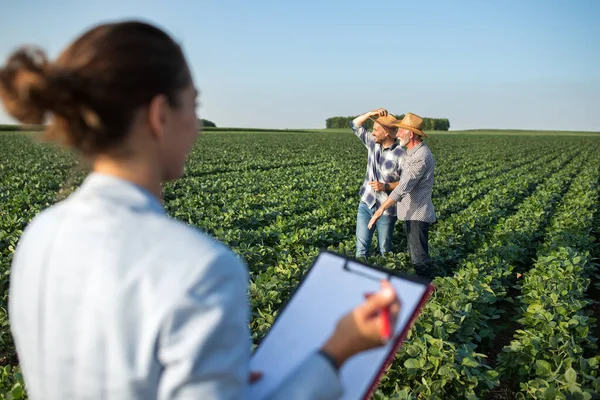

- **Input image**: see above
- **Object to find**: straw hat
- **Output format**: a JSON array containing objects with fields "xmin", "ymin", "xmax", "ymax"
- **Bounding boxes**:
[
  {"xmin": 393, "ymin": 113, "xmax": 427, "ymax": 138},
  {"xmin": 368, "ymin": 114, "xmax": 400, "ymax": 137}
]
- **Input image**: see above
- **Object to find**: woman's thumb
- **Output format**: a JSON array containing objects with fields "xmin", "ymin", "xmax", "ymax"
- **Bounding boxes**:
[{"xmin": 363, "ymin": 281, "xmax": 396, "ymax": 315}]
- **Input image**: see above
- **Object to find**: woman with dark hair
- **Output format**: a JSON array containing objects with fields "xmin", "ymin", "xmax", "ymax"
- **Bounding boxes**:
[{"xmin": 0, "ymin": 20, "xmax": 400, "ymax": 399}]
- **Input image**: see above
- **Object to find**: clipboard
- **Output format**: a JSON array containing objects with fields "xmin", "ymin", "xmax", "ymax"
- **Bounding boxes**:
[{"xmin": 248, "ymin": 250, "xmax": 435, "ymax": 400}]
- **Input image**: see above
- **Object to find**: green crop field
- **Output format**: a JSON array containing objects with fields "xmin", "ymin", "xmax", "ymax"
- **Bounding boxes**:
[{"xmin": 1, "ymin": 129, "xmax": 599, "ymax": 399}]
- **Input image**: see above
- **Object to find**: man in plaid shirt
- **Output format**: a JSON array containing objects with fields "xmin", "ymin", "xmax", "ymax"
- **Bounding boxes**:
[
  {"xmin": 368, "ymin": 112, "xmax": 436, "ymax": 279},
  {"xmin": 350, "ymin": 108, "xmax": 405, "ymax": 258}
]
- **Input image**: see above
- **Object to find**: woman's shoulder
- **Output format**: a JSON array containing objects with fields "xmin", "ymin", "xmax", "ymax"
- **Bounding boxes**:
[
  {"xmin": 142, "ymin": 214, "xmax": 249, "ymax": 287},
  {"xmin": 152, "ymin": 215, "xmax": 232, "ymax": 258},
  {"xmin": 16, "ymin": 198, "xmax": 72, "ymax": 248}
]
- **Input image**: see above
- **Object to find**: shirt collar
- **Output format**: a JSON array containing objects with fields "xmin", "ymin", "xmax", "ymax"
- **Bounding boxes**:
[
  {"xmin": 379, "ymin": 140, "xmax": 399, "ymax": 151},
  {"xmin": 407, "ymin": 141, "xmax": 425, "ymax": 156},
  {"xmin": 76, "ymin": 172, "xmax": 166, "ymax": 216}
]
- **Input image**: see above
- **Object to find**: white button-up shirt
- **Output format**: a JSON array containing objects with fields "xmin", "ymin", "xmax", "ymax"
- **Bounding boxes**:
[{"xmin": 9, "ymin": 173, "xmax": 343, "ymax": 399}]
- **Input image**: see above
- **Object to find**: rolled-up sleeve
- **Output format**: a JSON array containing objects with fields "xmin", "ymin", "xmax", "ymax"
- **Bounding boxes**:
[{"xmin": 350, "ymin": 121, "xmax": 373, "ymax": 148}]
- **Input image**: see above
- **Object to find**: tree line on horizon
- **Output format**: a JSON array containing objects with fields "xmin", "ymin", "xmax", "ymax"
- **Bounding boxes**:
[{"xmin": 325, "ymin": 115, "xmax": 450, "ymax": 131}]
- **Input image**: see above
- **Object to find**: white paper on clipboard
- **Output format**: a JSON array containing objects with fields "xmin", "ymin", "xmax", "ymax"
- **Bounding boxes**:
[{"xmin": 248, "ymin": 251, "xmax": 433, "ymax": 400}]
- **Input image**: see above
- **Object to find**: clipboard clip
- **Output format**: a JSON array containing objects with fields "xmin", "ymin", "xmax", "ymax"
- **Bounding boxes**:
[{"xmin": 343, "ymin": 260, "xmax": 392, "ymax": 282}]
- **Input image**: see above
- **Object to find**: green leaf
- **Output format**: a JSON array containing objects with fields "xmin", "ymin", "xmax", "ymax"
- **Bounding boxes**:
[
  {"xmin": 404, "ymin": 358, "xmax": 421, "ymax": 369},
  {"xmin": 535, "ymin": 360, "xmax": 552, "ymax": 377},
  {"xmin": 461, "ymin": 357, "xmax": 479, "ymax": 368},
  {"xmin": 438, "ymin": 365, "xmax": 454, "ymax": 378},
  {"xmin": 406, "ymin": 345, "xmax": 420, "ymax": 357},
  {"xmin": 564, "ymin": 367, "xmax": 577, "ymax": 384},
  {"xmin": 11, "ymin": 385, "xmax": 24, "ymax": 399},
  {"xmin": 581, "ymin": 393, "xmax": 592, "ymax": 400},
  {"xmin": 567, "ymin": 383, "xmax": 582, "ymax": 394},
  {"xmin": 542, "ymin": 387, "xmax": 557, "ymax": 400},
  {"xmin": 485, "ymin": 370, "xmax": 499, "ymax": 380},
  {"xmin": 527, "ymin": 303, "xmax": 543, "ymax": 313}
]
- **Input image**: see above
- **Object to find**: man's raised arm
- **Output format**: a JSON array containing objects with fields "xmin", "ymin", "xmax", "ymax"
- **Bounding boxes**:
[{"xmin": 352, "ymin": 108, "xmax": 388, "ymax": 128}]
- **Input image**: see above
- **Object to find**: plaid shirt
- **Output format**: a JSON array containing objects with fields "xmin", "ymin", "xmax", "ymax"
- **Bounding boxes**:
[
  {"xmin": 389, "ymin": 141, "xmax": 436, "ymax": 223},
  {"xmin": 351, "ymin": 121, "xmax": 405, "ymax": 216}
]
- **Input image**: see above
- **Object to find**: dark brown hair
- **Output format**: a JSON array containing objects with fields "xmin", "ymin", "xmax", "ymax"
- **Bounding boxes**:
[{"xmin": 0, "ymin": 21, "xmax": 191, "ymax": 155}]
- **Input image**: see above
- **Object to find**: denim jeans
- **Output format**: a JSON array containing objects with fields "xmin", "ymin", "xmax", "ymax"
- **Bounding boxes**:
[
  {"xmin": 355, "ymin": 202, "xmax": 396, "ymax": 258},
  {"xmin": 405, "ymin": 220, "xmax": 433, "ymax": 278}
]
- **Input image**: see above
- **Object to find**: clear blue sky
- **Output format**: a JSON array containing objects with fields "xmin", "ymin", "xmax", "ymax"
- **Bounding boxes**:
[{"xmin": 1, "ymin": 0, "xmax": 599, "ymax": 131}]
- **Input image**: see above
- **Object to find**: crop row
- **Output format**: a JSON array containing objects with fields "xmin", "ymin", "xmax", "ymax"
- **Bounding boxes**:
[{"xmin": 495, "ymin": 157, "xmax": 600, "ymax": 399}]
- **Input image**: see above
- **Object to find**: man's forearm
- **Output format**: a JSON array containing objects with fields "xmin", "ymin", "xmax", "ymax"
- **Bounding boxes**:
[
  {"xmin": 389, "ymin": 182, "xmax": 406, "ymax": 203},
  {"xmin": 369, "ymin": 192, "xmax": 398, "ymax": 229},
  {"xmin": 378, "ymin": 196, "xmax": 397, "ymax": 212},
  {"xmin": 352, "ymin": 111, "xmax": 376, "ymax": 128}
]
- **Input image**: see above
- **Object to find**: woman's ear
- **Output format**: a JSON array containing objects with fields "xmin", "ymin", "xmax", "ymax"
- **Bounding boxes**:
[{"xmin": 147, "ymin": 94, "xmax": 170, "ymax": 142}]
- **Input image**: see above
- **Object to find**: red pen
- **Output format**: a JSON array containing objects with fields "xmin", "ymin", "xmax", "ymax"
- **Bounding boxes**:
[
  {"xmin": 364, "ymin": 292, "xmax": 392, "ymax": 341},
  {"xmin": 380, "ymin": 306, "xmax": 391, "ymax": 340}
]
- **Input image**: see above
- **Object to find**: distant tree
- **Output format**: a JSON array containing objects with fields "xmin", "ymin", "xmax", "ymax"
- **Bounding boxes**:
[{"xmin": 198, "ymin": 118, "xmax": 216, "ymax": 128}]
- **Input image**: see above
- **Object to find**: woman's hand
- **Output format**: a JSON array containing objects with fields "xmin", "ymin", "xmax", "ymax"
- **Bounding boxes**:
[{"xmin": 320, "ymin": 280, "xmax": 401, "ymax": 368}]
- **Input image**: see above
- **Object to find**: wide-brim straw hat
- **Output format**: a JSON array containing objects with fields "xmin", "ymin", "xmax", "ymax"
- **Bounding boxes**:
[
  {"xmin": 393, "ymin": 113, "xmax": 427, "ymax": 138},
  {"xmin": 368, "ymin": 114, "xmax": 400, "ymax": 137}
]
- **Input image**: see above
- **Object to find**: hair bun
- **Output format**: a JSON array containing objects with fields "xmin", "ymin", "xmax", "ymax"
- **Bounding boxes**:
[
  {"xmin": 1, "ymin": 21, "xmax": 190, "ymax": 155},
  {"xmin": 0, "ymin": 46, "xmax": 53, "ymax": 124}
]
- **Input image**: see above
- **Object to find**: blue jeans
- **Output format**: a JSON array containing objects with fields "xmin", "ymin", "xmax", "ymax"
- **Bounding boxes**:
[
  {"xmin": 405, "ymin": 220, "xmax": 433, "ymax": 278},
  {"xmin": 356, "ymin": 202, "xmax": 396, "ymax": 258}
]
